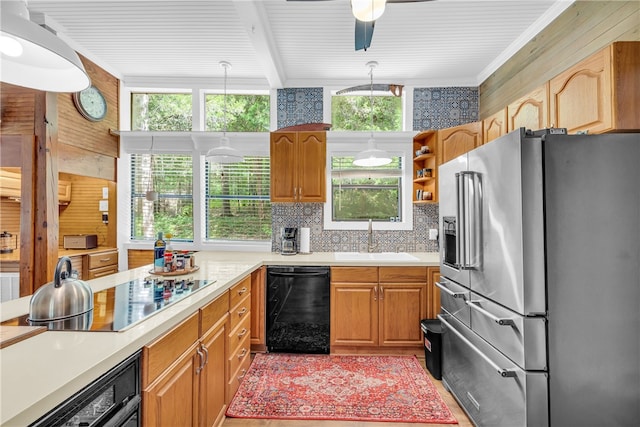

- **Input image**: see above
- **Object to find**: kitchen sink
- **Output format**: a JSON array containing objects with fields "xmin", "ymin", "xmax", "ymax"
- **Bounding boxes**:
[{"xmin": 334, "ymin": 252, "xmax": 419, "ymax": 261}]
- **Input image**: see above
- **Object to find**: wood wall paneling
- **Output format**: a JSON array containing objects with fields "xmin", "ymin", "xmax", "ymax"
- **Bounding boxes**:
[
  {"xmin": 480, "ymin": 1, "xmax": 640, "ymax": 118},
  {"xmin": 0, "ymin": 84, "xmax": 37, "ymax": 135},
  {"xmin": 58, "ymin": 144, "xmax": 117, "ymax": 181}
]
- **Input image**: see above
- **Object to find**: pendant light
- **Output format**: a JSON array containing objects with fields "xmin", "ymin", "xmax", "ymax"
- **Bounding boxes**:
[
  {"xmin": 351, "ymin": 0, "xmax": 387, "ymax": 22},
  {"xmin": 353, "ymin": 61, "xmax": 392, "ymax": 167},
  {"xmin": 205, "ymin": 61, "xmax": 244, "ymax": 164},
  {"xmin": 0, "ymin": 0, "xmax": 90, "ymax": 92}
]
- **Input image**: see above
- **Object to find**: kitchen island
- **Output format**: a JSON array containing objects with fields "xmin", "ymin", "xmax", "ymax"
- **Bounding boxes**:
[{"xmin": 0, "ymin": 251, "xmax": 438, "ymax": 426}]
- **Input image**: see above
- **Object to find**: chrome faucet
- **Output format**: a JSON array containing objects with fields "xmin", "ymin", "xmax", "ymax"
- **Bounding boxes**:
[{"xmin": 367, "ymin": 219, "xmax": 378, "ymax": 252}]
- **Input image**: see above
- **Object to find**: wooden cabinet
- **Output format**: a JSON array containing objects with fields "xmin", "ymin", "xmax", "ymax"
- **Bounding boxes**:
[
  {"xmin": 549, "ymin": 42, "xmax": 640, "ymax": 134},
  {"xmin": 0, "ymin": 168, "xmax": 71, "ymax": 204},
  {"xmin": 227, "ymin": 276, "xmax": 252, "ymax": 401},
  {"xmin": 250, "ymin": 266, "xmax": 266, "ymax": 352},
  {"xmin": 143, "ymin": 291, "xmax": 232, "ymax": 427},
  {"xmin": 85, "ymin": 249, "xmax": 118, "ymax": 279},
  {"xmin": 507, "ymin": 83, "xmax": 549, "ymax": 132},
  {"xmin": 330, "ymin": 266, "xmax": 426, "ymax": 354},
  {"xmin": 437, "ymin": 121, "xmax": 483, "ymax": 165},
  {"xmin": 270, "ymin": 131, "xmax": 326, "ymax": 202},
  {"xmin": 482, "ymin": 108, "xmax": 508, "ymax": 144},
  {"xmin": 412, "ymin": 131, "xmax": 438, "ymax": 203},
  {"xmin": 426, "ymin": 267, "xmax": 441, "ymax": 319}
]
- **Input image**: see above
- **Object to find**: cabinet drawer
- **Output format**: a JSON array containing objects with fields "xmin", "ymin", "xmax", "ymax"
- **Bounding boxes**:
[
  {"xmin": 142, "ymin": 312, "xmax": 199, "ymax": 387},
  {"xmin": 229, "ymin": 276, "xmax": 251, "ymax": 309},
  {"xmin": 200, "ymin": 291, "xmax": 229, "ymax": 334},
  {"xmin": 331, "ymin": 267, "xmax": 378, "ymax": 283},
  {"xmin": 86, "ymin": 265, "xmax": 118, "ymax": 280},
  {"xmin": 228, "ymin": 351, "xmax": 252, "ymax": 401},
  {"xmin": 229, "ymin": 293, "xmax": 250, "ymax": 331},
  {"xmin": 228, "ymin": 332, "xmax": 251, "ymax": 377},
  {"xmin": 379, "ymin": 266, "xmax": 427, "ymax": 283},
  {"xmin": 228, "ymin": 314, "xmax": 251, "ymax": 351},
  {"xmin": 87, "ymin": 251, "xmax": 118, "ymax": 269}
]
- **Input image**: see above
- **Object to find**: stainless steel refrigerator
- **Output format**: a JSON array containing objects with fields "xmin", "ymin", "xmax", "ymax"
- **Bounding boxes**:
[{"xmin": 437, "ymin": 128, "xmax": 639, "ymax": 426}]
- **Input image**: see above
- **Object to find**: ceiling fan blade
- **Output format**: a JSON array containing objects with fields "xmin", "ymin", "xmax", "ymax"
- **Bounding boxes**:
[
  {"xmin": 355, "ymin": 19, "xmax": 375, "ymax": 51},
  {"xmin": 386, "ymin": 0, "xmax": 435, "ymax": 3}
]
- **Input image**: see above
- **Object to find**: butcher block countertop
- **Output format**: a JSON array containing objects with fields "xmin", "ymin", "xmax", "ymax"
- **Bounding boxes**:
[{"xmin": 0, "ymin": 251, "xmax": 438, "ymax": 426}]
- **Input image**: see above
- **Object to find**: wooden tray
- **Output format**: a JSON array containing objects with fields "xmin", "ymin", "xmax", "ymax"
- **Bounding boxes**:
[{"xmin": 148, "ymin": 265, "xmax": 199, "ymax": 276}]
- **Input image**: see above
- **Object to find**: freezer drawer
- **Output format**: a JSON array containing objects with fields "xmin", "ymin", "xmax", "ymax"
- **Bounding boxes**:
[
  {"xmin": 436, "ymin": 277, "xmax": 469, "ymax": 327},
  {"xmin": 467, "ymin": 290, "xmax": 546, "ymax": 370},
  {"xmin": 439, "ymin": 314, "xmax": 548, "ymax": 427}
]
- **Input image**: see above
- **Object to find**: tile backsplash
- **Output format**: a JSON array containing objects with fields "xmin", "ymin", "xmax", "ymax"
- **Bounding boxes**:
[{"xmin": 271, "ymin": 203, "xmax": 439, "ymax": 253}]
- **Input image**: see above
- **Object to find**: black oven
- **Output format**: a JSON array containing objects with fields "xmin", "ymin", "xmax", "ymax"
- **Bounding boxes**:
[{"xmin": 30, "ymin": 351, "xmax": 141, "ymax": 427}]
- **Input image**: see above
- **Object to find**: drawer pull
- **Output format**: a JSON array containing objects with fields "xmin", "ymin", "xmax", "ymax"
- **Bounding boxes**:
[
  {"xmin": 237, "ymin": 328, "xmax": 248, "ymax": 338},
  {"xmin": 435, "ymin": 281, "xmax": 466, "ymax": 298},
  {"xmin": 237, "ymin": 287, "xmax": 248, "ymax": 295},
  {"xmin": 237, "ymin": 307, "xmax": 247, "ymax": 316},
  {"xmin": 237, "ymin": 348, "xmax": 247, "ymax": 359},
  {"xmin": 466, "ymin": 300, "xmax": 515, "ymax": 326},
  {"xmin": 238, "ymin": 369, "xmax": 247, "ymax": 381},
  {"xmin": 99, "ymin": 258, "xmax": 112, "ymax": 263}
]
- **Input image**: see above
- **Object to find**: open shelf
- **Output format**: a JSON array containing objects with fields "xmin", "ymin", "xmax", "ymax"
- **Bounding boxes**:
[{"xmin": 412, "ymin": 131, "xmax": 438, "ymax": 203}]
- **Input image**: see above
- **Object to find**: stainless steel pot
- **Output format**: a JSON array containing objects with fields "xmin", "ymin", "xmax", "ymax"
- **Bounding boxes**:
[{"xmin": 28, "ymin": 256, "xmax": 94, "ymax": 330}]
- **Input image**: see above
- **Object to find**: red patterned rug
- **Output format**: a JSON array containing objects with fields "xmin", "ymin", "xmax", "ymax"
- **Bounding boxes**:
[{"xmin": 226, "ymin": 353, "xmax": 457, "ymax": 424}]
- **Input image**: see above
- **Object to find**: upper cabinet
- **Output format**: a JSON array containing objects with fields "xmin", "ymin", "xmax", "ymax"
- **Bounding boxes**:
[
  {"xmin": 437, "ymin": 121, "xmax": 483, "ymax": 165},
  {"xmin": 549, "ymin": 42, "xmax": 640, "ymax": 134},
  {"xmin": 0, "ymin": 169, "xmax": 71, "ymax": 204},
  {"xmin": 270, "ymin": 131, "xmax": 326, "ymax": 203},
  {"xmin": 507, "ymin": 83, "xmax": 549, "ymax": 133},
  {"xmin": 482, "ymin": 108, "xmax": 508, "ymax": 145}
]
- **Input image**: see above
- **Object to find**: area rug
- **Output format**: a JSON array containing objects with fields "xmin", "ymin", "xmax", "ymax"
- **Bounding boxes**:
[{"xmin": 226, "ymin": 353, "xmax": 457, "ymax": 424}]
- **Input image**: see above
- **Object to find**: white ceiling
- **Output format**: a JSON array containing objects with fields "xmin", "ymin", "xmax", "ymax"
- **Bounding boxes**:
[{"xmin": 23, "ymin": 0, "xmax": 575, "ymax": 90}]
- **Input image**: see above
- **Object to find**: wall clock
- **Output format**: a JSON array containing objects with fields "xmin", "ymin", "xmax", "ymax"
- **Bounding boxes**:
[{"xmin": 73, "ymin": 85, "xmax": 107, "ymax": 122}]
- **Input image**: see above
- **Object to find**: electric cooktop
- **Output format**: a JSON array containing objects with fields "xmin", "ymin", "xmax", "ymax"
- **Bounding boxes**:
[{"xmin": 1, "ymin": 277, "xmax": 214, "ymax": 332}]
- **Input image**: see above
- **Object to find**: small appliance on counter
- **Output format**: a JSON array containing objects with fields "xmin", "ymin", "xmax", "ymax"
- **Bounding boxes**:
[
  {"xmin": 281, "ymin": 227, "xmax": 298, "ymax": 255},
  {"xmin": 0, "ymin": 231, "xmax": 17, "ymax": 254},
  {"xmin": 63, "ymin": 234, "xmax": 98, "ymax": 249}
]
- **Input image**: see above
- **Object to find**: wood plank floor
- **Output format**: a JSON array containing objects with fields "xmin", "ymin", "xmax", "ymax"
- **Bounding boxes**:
[{"xmin": 222, "ymin": 356, "xmax": 473, "ymax": 427}]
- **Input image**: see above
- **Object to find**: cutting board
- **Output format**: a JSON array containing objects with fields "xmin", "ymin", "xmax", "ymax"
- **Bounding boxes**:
[{"xmin": 0, "ymin": 325, "xmax": 47, "ymax": 349}]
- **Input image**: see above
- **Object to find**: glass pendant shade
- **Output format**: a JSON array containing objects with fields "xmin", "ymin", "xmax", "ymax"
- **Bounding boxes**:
[
  {"xmin": 351, "ymin": 0, "xmax": 387, "ymax": 22},
  {"xmin": 205, "ymin": 136, "xmax": 244, "ymax": 164},
  {"xmin": 353, "ymin": 138, "xmax": 392, "ymax": 167},
  {"xmin": 0, "ymin": 1, "xmax": 90, "ymax": 92}
]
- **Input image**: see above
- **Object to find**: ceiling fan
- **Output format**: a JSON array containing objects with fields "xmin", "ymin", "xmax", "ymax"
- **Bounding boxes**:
[{"xmin": 287, "ymin": 0, "xmax": 435, "ymax": 51}]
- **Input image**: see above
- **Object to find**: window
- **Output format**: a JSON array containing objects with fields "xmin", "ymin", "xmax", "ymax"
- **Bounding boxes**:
[
  {"xmin": 331, "ymin": 95, "xmax": 402, "ymax": 131},
  {"xmin": 205, "ymin": 94, "xmax": 270, "ymax": 132},
  {"xmin": 205, "ymin": 156, "xmax": 271, "ymax": 241},
  {"xmin": 130, "ymin": 154, "xmax": 193, "ymax": 241},
  {"xmin": 330, "ymin": 155, "xmax": 403, "ymax": 222},
  {"xmin": 131, "ymin": 93, "xmax": 192, "ymax": 131}
]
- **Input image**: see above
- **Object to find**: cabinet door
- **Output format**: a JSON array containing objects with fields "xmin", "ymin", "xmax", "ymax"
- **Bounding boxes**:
[
  {"xmin": 379, "ymin": 283, "xmax": 426, "ymax": 347},
  {"xmin": 549, "ymin": 47, "xmax": 612, "ymax": 134},
  {"xmin": 250, "ymin": 267, "xmax": 266, "ymax": 351},
  {"xmin": 507, "ymin": 83, "xmax": 549, "ymax": 132},
  {"xmin": 270, "ymin": 132, "xmax": 296, "ymax": 202},
  {"xmin": 330, "ymin": 283, "xmax": 378, "ymax": 347},
  {"xmin": 426, "ymin": 267, "xmax": 441, "ymax": 319},
  {"xmin": 482, "ymin": 108, "xmax": 508, "ymax": 144},
  {"xmin": 297, "ymin": 131, "xmax": 326, "ymax": 202},
  {"xmin": 143, "ymin": 343, "xmax": 199, "ymax": 427},
  {"xmin": 437, "ymin": 121, "xmax": 483, "ymax": 164},
  {"xmin": 199, "ymin": 320, "xmax": 227, "ymax": 427}
]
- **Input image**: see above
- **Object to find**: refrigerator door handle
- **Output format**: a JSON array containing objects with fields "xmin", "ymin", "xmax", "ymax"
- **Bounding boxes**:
[
  {"xmin": 439, "ymin": 314, "xmax": 518, "ymax": 378},
  {"xmin": 468, "ymin": 171, "xmax": 482, "ymax": 269},
  {"xmin": 466, "ymin": 300, "xmax": 515, "ymax": 326},
  {"xmin": 435, "ymin": 281, "xmax": 466, "ymax": 298},
  {"xmin": 455, "ymin": 172, "xmax": 466, "ymax": 268}
]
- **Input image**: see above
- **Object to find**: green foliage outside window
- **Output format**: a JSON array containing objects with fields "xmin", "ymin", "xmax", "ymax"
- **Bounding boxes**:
[
  {"xmin": 332, "ymin": 95, "xmax": 402, "ymax": 131},
  {"xmin": 131, "ymin": 93, "xmax": 192, "ymax": 131},
  {"xmin": 205, "ymin": 94, "xmax": 270, "ymax": 132}
]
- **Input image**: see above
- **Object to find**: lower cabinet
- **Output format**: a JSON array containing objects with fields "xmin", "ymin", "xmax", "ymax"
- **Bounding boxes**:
[
  {"xmin": 250, "ymin": 266, "xmax": 266, "ymax": 352},
  {"xmin": 330, "ymin": 266, "xmax": 427, "ymax": 355},
  {"xmin": 142, "ymin": 288, "xmax": 235, "ymax": 427},
  {"xmin": 227, "ymin": 277, "xmax": 252, "ymax": 401}
]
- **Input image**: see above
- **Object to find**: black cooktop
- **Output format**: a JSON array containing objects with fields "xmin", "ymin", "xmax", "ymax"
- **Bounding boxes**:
[{"xmin": 2, "ymin": 277, "xmax": 214, "ymax": 332}]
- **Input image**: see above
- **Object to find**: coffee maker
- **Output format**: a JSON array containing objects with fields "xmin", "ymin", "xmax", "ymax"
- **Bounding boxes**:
[{"xmin": 281, "ymin": 227, "xmax": 298, "ymax": 255}]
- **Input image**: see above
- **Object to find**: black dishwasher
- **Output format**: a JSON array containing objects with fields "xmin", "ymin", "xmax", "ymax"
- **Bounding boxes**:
[{"xmin": 266, "ymin": 266, "xmax": 330, "ymax": 354}]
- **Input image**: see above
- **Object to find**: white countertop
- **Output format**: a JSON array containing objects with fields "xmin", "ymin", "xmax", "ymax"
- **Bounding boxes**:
[{"xmin": 0, "ymin": 251, "xmax": 439, "ymax": 426}]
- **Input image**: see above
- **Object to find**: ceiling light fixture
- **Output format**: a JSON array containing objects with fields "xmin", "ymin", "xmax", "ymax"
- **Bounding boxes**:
[
  {"xmin": 353, "ymin": 61, "xmax": 392, "ymax": 167},
  {"xmin": 0, "ymin": 0, "xmax": 90, "ymax": 92},
  {"xmin": 205, "ymin": 61, "xmax": 244, "ymax": 164},
  {"xmin": 351, "ymin": 0, "xmax": 387, "ymax": 22}
]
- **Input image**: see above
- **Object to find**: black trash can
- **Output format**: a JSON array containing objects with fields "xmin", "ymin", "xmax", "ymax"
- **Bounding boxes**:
[{"xmin": 420, "ymin": 319, "xmax": 443, "ymax": 380}]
